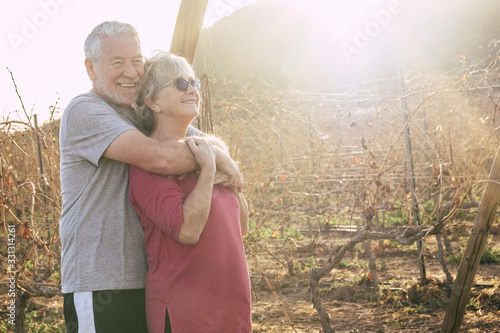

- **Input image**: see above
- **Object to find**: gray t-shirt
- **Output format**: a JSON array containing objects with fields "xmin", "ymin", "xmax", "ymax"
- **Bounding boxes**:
[{"xmin": 59, "ymin": 91, "xmax": 147, "ymax": 293}]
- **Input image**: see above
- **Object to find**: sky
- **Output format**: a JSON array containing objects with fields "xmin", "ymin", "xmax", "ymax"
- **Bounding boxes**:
[
  {"xmin": 0, "ymin": 0, "xmax": 261, "ymax": 124},
  {"xmin": 1, "ymin": 0, "xmax": 473, "ymax": 126}
]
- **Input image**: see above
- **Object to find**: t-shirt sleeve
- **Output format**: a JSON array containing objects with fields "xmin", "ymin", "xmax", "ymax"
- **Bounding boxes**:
[
  {"xmin": 62, "ymin": 98, "xmax": 137, "ymax": 166},
  {"xmin": 186, "ymin": 124, "xmax": 202, "ymax": 137},
  {"xmin": 129, "ymin": 166, "xmax": 185, "ymax": 240}
]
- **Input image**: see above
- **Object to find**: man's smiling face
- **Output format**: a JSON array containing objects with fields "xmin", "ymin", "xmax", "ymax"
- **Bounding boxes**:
[{"xmin": 87, "ymin": 34, "xmax": 144, "ymax": 108}]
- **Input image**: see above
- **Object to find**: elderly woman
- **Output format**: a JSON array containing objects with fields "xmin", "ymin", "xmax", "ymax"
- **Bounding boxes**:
[{"xmin": 129, "ymin": 51, "xmax": 252, "ymax": 333}]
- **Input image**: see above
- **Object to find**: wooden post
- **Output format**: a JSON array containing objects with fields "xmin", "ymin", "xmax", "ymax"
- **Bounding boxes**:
[
  {"xmin": 397, "ymin": 65, "xmax": 426, "ymax": 281},
  {"xmin": 34, "ymin": 114, "xmax": 46, "ymax": 204},
  {"xmin": 441, "ymin": 146, "xmax": 500, "ymax": 332},
  {"xmin": 170, "ymin": 0, "xmax": 211, "ymax": 133},
  {"xmin": 169, "ymin": 0, "xmax": 209, "ymax": 64}
]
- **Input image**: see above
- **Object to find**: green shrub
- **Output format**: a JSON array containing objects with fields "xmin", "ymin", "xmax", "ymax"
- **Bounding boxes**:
[{"xmin": 447, "ymin": 245, "xmax": 500, "ymax": 264}]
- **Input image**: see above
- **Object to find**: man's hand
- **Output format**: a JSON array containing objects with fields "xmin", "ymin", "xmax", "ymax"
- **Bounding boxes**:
[
  {"xmin": 214, "ymin": 146, "xmax": 244, "ymax": 192},
  {"xmin": 214, "ymin": 170, "xmax": 230, "ymax": 184}
]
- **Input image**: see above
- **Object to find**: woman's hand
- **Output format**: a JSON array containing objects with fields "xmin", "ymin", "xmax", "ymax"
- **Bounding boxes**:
[
  {"xmin": 186, "ymin": 137, "xmax": 216, "ymax": 173},
  {"xmin": 187, "ymin": 136, "xmax": 243, "ymax": 192}
]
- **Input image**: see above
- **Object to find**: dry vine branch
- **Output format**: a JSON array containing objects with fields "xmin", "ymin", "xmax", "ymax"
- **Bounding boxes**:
[
  {"xmin": 244, "ymin": 239, "xmax": 298, "ymax": 333},
  {"xmin": 0, "ymin": 95, "xmax": 62, "ymax": 331},
  {"xmin": 303, "ymin": 63, "xmax": 500, "ymax": 331},
  {"xmin": 250, "ymin": 140, "xmax": 325, "ymax": 234},
  {"xmin": 233, "ymin": 99, "xmax": 275, "ymax": 160},
  {"xmin": 309, "ymin": 222, "xmax": 440, "ymax": 332}
]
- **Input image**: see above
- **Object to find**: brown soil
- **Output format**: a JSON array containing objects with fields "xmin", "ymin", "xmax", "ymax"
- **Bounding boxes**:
[
  {"xmin": 248, "ymin": 229, "xmax": 500, "ymax": 333},
  {"xmin": 1, "ymin": 229, "xmax": 500, "ymax": 332}
]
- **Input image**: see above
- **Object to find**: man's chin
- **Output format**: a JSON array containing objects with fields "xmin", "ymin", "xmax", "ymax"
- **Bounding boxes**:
[
  {"xmin": 104, "ymin": 93, "xmax": 135, "ymax": 109},
  {"xmin": 93, "ymin": 87, "xmax": 136, "ymax": 109}
]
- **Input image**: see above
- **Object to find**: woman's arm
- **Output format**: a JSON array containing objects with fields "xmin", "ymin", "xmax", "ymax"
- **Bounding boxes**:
[{"xmin": 177, "ymin": 137, "xmax": 216, "ymax": 245}]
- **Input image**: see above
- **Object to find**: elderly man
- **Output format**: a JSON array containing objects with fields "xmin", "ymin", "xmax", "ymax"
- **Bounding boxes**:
[{"xmin": 59, "ymin": 21, "xmax": 242, "ymax": 333}]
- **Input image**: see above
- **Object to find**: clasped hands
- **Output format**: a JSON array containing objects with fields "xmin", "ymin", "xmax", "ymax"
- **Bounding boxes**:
[{"xmin": 185, "ymin": 136, "xmax": 243, "ymax": 192}]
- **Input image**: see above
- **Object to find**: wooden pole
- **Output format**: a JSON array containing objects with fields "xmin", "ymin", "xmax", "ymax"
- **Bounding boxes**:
[
  {"xmin": 397, "ymin": 66, "xmax": 426, "ymax": 281},
  {"xmin": 170, "ymin": 0, "xmax": 211, "ymax": 133},
  {"xmin": 441, "ymin": 146, "xmax": 500, "ymax": 332},
  {"xmin": 34, "ymin": 115, "xmax": 46, "ymax": 204},
  {"xmin": 170, "ymin": 0, "xmax": 209, "ymax": 64}
]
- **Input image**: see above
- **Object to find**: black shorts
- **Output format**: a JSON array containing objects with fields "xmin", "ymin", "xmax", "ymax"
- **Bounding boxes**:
[{"xmin": 64, "ymin": 289, "xmax": 148, "ymax": 333}]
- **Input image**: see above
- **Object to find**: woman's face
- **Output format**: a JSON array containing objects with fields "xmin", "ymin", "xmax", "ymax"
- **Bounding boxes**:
[{"xmin": 154, "ymin": 71, "xmax": 200, "ymax": 122}]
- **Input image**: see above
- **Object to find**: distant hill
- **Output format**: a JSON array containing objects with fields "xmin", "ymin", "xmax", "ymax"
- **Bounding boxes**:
[{"xmin": 193, "ymin": 0, "xmax": 500, "ymax": 91}]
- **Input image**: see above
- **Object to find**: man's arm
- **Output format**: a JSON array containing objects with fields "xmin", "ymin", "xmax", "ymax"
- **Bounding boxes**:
[
  {"xmin": 104, "ymin": 129, "xmax": 244, "ymax": 190},
  {"xmin": 103, "ymin": 129, "xmax": 197, "ymax": 176},
  {"xmin": 234, "ymin": 190, "xmax": 249, "ymax": 235},
  {"xmin": 195, "ymin": 135, "xmax": 244, "ymax": 192},
  {"xmin": 201, "ymin": 135, "xmax": 228, "ymax": 151}
]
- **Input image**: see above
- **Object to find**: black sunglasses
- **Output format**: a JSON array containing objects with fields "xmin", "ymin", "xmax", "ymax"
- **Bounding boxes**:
[{"xmin": 160, "ymin": 78, "xmax": 200, "ymax": 92}]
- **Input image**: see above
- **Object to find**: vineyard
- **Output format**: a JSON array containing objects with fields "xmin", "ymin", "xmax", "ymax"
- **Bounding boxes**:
[{"xmin": 1, "ymin": 46, "xmax": 500, "ymax": 332}]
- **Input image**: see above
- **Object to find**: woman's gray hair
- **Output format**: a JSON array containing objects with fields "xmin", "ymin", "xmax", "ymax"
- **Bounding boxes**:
[
  {"xmin": 135, "ymin": 51, "xmax": 194, "ymax": 133},
  {"xmin": 84, "ymin": 21, "xmax": 140, "ymax": 62}
]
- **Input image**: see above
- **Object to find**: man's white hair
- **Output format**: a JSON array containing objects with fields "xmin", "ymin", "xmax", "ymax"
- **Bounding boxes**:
[{"xmin": 84, "ymin": 21, "xmax": 140, "ymax": 62}]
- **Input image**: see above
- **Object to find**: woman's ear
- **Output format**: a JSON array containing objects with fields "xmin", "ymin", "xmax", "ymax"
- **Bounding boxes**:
[{"xmin": 145, "ymin": 97, "xmax": 161, "ymax": 113}]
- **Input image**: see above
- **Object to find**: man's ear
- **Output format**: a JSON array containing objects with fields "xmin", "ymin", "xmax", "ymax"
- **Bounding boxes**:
[
  {"xmin": 145, "ymin": 97, "xmax": 161, "ymax": 113},
  {"xmin": 85, "ymin": 58, "xmax": 97, "ymax": 81}
]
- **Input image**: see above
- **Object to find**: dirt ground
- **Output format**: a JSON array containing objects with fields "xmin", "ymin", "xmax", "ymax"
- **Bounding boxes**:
[
  {"xmin": 247, "ymin": 226, "xmax": 500, "ymax": 333},
  {"xmin": 1, "ymin": 226, "xmax": 500, "ymax": 332}
]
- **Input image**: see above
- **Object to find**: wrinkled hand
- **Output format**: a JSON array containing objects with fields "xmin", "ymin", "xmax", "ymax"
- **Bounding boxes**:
[
  {"xmin": 186, "ymin": 137, "xmax": 216, "ymax": 172},
  {"xmin": 214, "ymin": 170, "xmax": 230, "ymax": 184},
  {"xmin": 217, "ymin": 155, "xmax": 244, "ymax": 192},
  {"xmin": 225, "ymin": 171, "xmax": 244, "ymax": 193}
]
